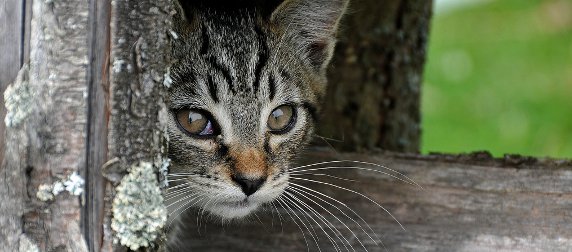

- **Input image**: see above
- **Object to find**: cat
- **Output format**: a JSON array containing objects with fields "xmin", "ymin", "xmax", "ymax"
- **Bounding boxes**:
[{"xmin": 166, "ymin": 0, "xmax": 349, "ymax": 249}]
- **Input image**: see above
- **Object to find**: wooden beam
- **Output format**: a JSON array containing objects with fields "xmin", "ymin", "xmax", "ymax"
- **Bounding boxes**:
[{"xmin": 171, "ymin": 149, "xmax": 572, "ymax": 251}]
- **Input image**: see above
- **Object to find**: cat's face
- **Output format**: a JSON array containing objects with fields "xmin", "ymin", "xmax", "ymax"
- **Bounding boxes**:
[{"xmin": 167, "ymin": 0, "xmax": 348, "ymax": 219}]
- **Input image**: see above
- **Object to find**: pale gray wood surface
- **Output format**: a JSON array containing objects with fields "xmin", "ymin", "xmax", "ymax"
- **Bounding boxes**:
[
  {"xmin": 0, "ymin": 0, "xmax": 25, "ymax": 199},
  {"xmin": 1, "ymin": 0, "xmax": 90, "ymax": 250},
  {"xmin": 173, "ymin": 149, "xmax": 572, "ymax": 251},
  {"xmin": 0, "ymin": 0, "xmax": 24, "ymax": 87}
]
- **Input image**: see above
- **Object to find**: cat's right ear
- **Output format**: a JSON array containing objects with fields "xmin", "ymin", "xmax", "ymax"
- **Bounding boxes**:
[
  {"xmin": 269, "ymin": 0, "xmax": 349, "ymax": 72},
  {"xmin": 173, "ymin": 0, "xmax": 200, "ymax": 34}
]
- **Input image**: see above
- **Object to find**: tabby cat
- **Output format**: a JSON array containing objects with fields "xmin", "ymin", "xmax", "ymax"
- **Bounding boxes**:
[{"xmin": 166, "ymin": 0, "xmax": 349, "ymax": 248}]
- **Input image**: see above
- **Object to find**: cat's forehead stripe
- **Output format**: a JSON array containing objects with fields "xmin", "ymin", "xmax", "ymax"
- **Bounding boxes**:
[{"xmin": 252, "ymin": 25, "xmax": 269, "ymax": 94}]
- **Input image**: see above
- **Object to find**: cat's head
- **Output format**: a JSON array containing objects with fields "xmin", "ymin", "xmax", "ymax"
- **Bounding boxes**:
[{"xmin": 167, "ymin": 0, "xmax": 348, "ymax": 219}]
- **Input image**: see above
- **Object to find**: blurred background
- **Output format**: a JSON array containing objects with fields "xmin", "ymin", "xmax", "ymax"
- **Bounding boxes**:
[{"xmin": 423, "ymin": 0, "xmax": 572, "ymax": 158}]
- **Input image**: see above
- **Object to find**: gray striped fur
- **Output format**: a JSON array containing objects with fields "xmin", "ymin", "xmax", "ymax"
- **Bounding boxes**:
[{"xmin": 166, "ymin": 0, "xmax": 348, "ymax": 247}]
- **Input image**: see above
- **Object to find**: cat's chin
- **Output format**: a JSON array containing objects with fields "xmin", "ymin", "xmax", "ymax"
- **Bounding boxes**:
[{"xmin": 204, "ymin": 200, "xmax": 262, "ymax": 219}]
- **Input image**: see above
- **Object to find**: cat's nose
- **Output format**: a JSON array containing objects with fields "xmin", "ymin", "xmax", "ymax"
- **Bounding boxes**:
[{"xmin": 232, "ymin": 175, "xmax": 265, "ymax": 196}]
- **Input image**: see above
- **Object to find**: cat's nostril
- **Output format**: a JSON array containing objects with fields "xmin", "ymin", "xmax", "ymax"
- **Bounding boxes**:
[{"xmin": 232, "ymin": 175, "xmax": 265, "ymax": 196}]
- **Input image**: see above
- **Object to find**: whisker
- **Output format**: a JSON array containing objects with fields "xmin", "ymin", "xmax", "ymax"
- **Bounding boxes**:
[
  {"xmin": 266, "ymin": 202, "xmax": 276, "ymax": 228},
  {"xmin": 284, "ymin": 191, "xmax": 350, "ymax": 252},
  {"xmin": 165, "ymin": 182, "xmax": 190, "ymax": 191},
  {"xmin": 276, "ymin": 197, "xmax": 312, "ymax": 252},
  {"xmin": 290, "ymin": 173, "xmax": 358, "ymax": 182},
  {"xmin": 289, "ymin": 182, "xmax": 382, "ymax": 245},
  {"xmin": 289, "ymin": 185, "xmax": 379, "ymax": 249},
  {"xmin": 287, "ymin": 189, "xmax": 365, "ymax": 252},
  {"xmin": 164, "ymin": 178, "xmax": 195, "ymax": 184},
  {"xmin": 270, "ymin": 201, "xmax": 285, "ymax": 233},
  {"xmin": 253, "ymin": 212, "xmax": 270, "ymax": 234},
  {"xmin": 164, "ymin": 188, "xmax": 195, "ymax": 201},
  {"xmin": 167, "ymin": 195, "xmax": 205, "ymax": 229},
  {"xmin": 166, "ymin": 195, "xmax": 203, "ymax": 228},
  {"xmin": 314, "ymin": 134, "xmax": 342, "ymax": 156},
  {"xmin": 280, "ymin": 195, "xmax": 324, "ymax": 252},
  {"xmin": 166, "ymin": 173, "xmax": 202, "ymax": 176},
  {"xmin": 283, "ymin": 192, "xmax": 344, "ymax": 252},
  {"xmin": 290, "ymin": 165, "xmax": 421, "ymax": 189},
  {"xmin": 314, "ymin": 133, "xmax": 345, "ymax": 143},
  {"xmin": 289, "ymin": 177, "xmax": 406, "ymax": 231},
  {"xmin": 289, "ymin": 160, "xmax": 423, "ymax": 190},
  {"xmin": 197, "ymin": 193, "xmax": 221, "ymax": 234},
  {"xmin": 166, "ymin": 192, "xmax": 199, "ymax": 209}
]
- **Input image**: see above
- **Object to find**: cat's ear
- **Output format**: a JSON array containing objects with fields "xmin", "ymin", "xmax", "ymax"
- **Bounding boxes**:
[
  {"xmin": 270, "ymin": 0, "xmax": 349, "ymax": 72},
  {"xmin": 173, "ymin": 0, "xmax": 201, "ymax": 35}
]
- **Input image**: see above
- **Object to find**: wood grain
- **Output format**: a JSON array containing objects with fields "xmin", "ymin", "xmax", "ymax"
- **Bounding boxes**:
[
  {"xmin": 22, "ymin": 0, "xmax": 90, "ymax": 250},
  {"xmin": 0, "ymin": 0, "xmax": 24, "ymax": 87},
  {"xmin": 102, "ymin": 0, "xmax": 173, "ymax": 250},
  {"xmin": 0, "ymin": 0, "xmax": 24, "ymax": 199},
  {"xmin": 84, "ymin": 0, "xmax": 111, "ymax": 251},
  {"xmin": 2, "ymin": 0, "xmax": 90, "ymax": 249},
  {"xmin": 172, "ymin": 149, "xmax": 572, "ymax": 251}
]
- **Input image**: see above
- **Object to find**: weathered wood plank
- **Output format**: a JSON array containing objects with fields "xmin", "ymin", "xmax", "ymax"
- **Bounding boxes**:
[
  {"xmin": 0, "ymin": 0, "xmax": 24, "ymax": 87},
  {"xmin": 84, "ymin": 0, "xmax": 111, "ymax": 251},
  {"xmin": 0, "ymin": 0, "xmax": 25, "ymax": 196},
  {"xmin": 21, "ymin": 0, "xmax": 90, "ymax": 250},
  {"xmin": 172, "ymin": 149, "xmax": 572, "ymax": 251},
  {"xmin": 2, "ymin": 0, "xmax": 90, "ymax": 250}
]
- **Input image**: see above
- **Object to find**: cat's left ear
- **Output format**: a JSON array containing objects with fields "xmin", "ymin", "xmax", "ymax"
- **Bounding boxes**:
[{"xmin": 269, "ymin": 0, "xmax": 349, "ymax": 72}]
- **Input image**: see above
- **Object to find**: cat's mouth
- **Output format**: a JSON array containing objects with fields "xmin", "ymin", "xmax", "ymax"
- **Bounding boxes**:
[
  {"xmin": 205, "ymin": 198, "xmax": 262, "ymax": 219},
  {"xmin": 219, "ymin": 199, "xmax": 251, "ymax": 208},
  {"xmin": 203, "ymin": 183, "xmax": 288, "ymax": 219}
]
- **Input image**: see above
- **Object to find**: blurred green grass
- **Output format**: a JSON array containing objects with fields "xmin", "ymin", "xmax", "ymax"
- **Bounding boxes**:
[{"xmin": 422, "ymin": 0, "xmax": 572, "ymax": 158}]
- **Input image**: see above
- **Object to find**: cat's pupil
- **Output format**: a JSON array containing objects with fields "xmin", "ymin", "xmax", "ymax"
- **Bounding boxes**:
[{"xmin": 268, "ymin": 105, "xmax": 295, "ymax": 132}]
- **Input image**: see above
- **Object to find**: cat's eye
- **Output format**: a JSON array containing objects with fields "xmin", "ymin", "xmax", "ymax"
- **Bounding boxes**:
[
  {"xmin": 176, "ymin": 109, "xmax": 219, "ymax": 137},
  {"xmin": 267, "ymin": 105, "xmax": 296, "ymax": 134}
]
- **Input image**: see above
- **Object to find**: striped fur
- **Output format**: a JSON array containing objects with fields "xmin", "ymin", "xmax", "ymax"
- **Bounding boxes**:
[{"xmin": 166, "ymin": 0, "xmax": 348, "ymax": 245}]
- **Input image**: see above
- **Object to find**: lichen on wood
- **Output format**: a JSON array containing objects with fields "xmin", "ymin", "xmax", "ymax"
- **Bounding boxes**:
[
  {"xmin": 36, "ymin": 172, "xmax": 85, "ymax": 201},
  {"xmin": 111, "ymin": 162, "xmax": 167, "ymax": 251},
  {"xmin": 4, "ymin": 65, "xmax": 33, "ymax": 128}
]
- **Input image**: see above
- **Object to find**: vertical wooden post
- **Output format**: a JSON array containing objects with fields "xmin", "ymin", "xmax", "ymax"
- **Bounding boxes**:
[
  {"xmin": 0, "ymin": 0, "xmax": 28, "ymax": 249},
  {"xmin": 1, "ymin": 0, "xmax": 91, "ymax": 250},
  {"xmin": 100, "ymin": 0, "xmax": 173, "ymax": 250},
  {"xmin": 0, "ymin": 0, "xmax": 31, "ymax": 199},
  {"xmin": 1, "ymin": 0, "xmax": 173, "ymax": 250}
]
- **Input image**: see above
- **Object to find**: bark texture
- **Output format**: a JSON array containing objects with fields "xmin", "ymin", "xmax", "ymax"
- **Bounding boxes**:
[
  {"xmin": 319, "ymin": 0, "xmax": 432, "ymax": 153},
  {"xmin": 173, "ymin": 149, "xmax": 572, "ymax": 251},
  {"xmin": 1, "ymin": 0, "xmax": 90, "ymax": 250},
  {"xmin": 1, "ymin": 0, "xmax": 172, "ymax": 251},
  {"xmin": 101, "ymin": 0, "xmax": 173, "ymax": 250}
]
